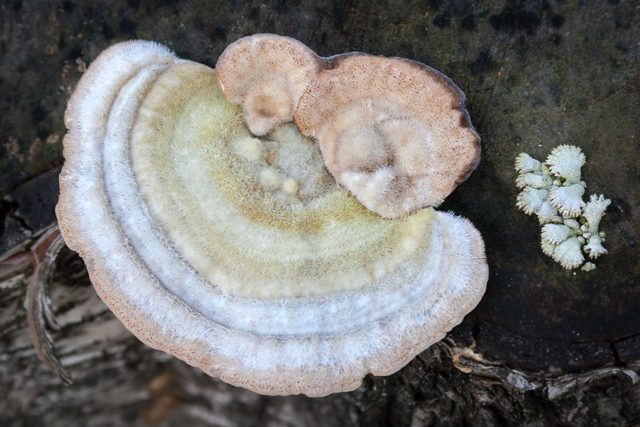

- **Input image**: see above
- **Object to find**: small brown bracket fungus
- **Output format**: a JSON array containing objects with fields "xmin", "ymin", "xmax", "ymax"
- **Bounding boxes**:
[
  {"xmin": 216, "ymin": 34, "xmax": 324, "ymax": 136},
  {"xmin": 57, "ymin": 38, "xmax": 488, "ymax": 396},
  {"xmin": 217, "ymin": 36, "xmax": 480, "ymax": 218},
  {"xmin": 295, "ymin": 54, "xmax": 481, "ymax": 218}
]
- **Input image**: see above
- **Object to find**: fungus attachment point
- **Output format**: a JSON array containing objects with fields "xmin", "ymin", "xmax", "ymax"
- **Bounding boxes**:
[{"xmin": 57, "ymin": 38, "xmax": 488, "ymax": 396}]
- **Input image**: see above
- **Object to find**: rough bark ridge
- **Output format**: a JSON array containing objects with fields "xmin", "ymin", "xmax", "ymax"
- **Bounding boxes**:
[{"xmin": 1, "ymin": 242, "xmax": 638, "ymax": 427}]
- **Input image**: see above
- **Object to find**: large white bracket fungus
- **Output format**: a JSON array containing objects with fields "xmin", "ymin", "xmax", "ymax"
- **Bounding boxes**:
[
  {"xmin": 216, "ymin": 34, "xmax": 481, "ymax": 218},
  {"xmin": 57, "ymin": 38, "xmax": 487, "ymax": 396}
]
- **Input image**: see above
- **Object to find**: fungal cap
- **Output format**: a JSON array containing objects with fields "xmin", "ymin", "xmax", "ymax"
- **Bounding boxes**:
[
  {"xmin": 540, "ymin": 236, "xmax": 556, "ymax": 257},
  {"xmin": 516, "ymin": 187, "xmax": 549, "ymax": 215},
  {"xmin": 516, "ymin": 172, "xmax": 552, "ymax": 189},
  {"xmin": 551, "ymin": 237, "xmax": 585, "ymax": 269},
  {"xmin": 548, "ymin": 184, "xmax": 586, "ymax": 217},
  {"xmin": 546, "ymin": 145, "xmax": 585, "ymax": 183},
  {"xmin": 294, "ymin": 54, "xmax": 481, "ymax": 218},
  {"xmin": 584, "ymin": 235, "xmax": 607, "ymax": 259},
  {"xmin": 515, "ymin": 153, "xmax": 542, "ymax": 173},
  {"xmin": 583, "ymin": 194, "xmax": 611, "ymax": 232},
  {"xmin": 535, "ymin": 200, "xmax": 561, "ymax": 224},
  {"xmin": 215, "ymin": 34, "xmax": 323, "ymax": 136},
  {"xmin": 541, "ymin": 223, "xmax": 572, "ymax": 245},
  {"xmin": 56, "ymin": 39, "xmax": 489, "ymax": 397}
]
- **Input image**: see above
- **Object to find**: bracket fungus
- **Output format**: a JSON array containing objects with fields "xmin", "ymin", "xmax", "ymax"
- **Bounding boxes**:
[
  {"xmin": 217, "ymin": 34, "xmax": 481, "ymax": 218},
  {"xmin": 57, "ymin": 37, "xmax": 487, "ymax": 396},
  {"xmin": 216, "ymin": 34, "xmax": 323, "ymax": 137}
]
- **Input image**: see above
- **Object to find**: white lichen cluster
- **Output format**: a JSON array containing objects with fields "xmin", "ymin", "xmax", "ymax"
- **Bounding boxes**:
[{"xmin": 515, "ymin": 145, "xmax": 611, "ymax": 271}]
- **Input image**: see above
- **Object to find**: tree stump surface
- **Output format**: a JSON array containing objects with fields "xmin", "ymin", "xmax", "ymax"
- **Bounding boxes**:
[{"xmin": 1, "ymin": 1, "xmax": 639, "ymax": 426}]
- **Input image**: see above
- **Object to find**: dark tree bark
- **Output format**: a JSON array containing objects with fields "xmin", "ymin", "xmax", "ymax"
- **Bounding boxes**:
[
  {"xmin": 1, "ymin": 0, "xmax": 639, "ymax": 426},
  {"xmin": 1, "ymin": 209, "xmax": 638, "ymax": 426}
]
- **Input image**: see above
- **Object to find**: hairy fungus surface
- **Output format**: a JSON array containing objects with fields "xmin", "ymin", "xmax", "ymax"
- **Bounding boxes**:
[
  {"xmin": 295, "ymin": 54, "xmax": 480, "ymax": 218},
  {"xmin": 216, "ymin": 34, "xmax": 324, "ymax": 136},
  {"xmin": 57, "ymin": 38, "xmax": 487, "ymax": 396},
  {"xmin": 217, "ymin": 36, "xmax": 481, "ymax": 218}
]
